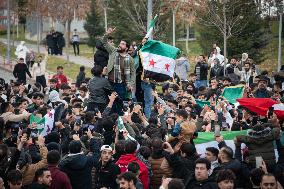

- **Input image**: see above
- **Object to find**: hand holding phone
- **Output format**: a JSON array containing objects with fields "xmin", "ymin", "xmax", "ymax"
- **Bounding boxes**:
[{"xmin": 255, "ymin": 156, "xmax": 263, "ymax": 168}]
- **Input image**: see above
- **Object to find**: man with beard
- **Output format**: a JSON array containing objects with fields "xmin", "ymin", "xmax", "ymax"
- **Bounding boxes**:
[
  {"xmin": 234, "ymin": 61, "xmax": 254, "ymax": 85},
  {"xmin": 118, "ymin": 172, "xmax": 137, "ymax": 189},
  {"xmin": 101, "ymin": 28, "xmax": 135, "ymax": 114},
  {"xmin": 254, "ymin": 76, "xmax": 273, "ymax": 98}
]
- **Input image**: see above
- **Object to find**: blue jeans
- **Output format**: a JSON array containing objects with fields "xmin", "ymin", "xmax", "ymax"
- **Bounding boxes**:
[
  {"xmin": 141, "ymin": 81, "xmax": 154, "ymax": 119},
  {"xmin": 195, "ymin": 80, "xmax": 207, "ymax": 89}
]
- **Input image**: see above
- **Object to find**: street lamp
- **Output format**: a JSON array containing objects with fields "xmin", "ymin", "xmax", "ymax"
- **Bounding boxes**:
[
  {"xmin": 278, "ymin": 2, "xmax": 283, "ymax": 71},
  {"xmin": 102, "ymin": 0, "xmax": 109, "ymax": 32}
]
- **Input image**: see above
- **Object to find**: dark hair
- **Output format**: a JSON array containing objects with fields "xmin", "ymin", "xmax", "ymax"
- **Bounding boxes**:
[
  {"xmin": 34, "ymin": 168, "xmax": 49, "ymax": 181},
  {"xmin": 138, "ymin": 146, "xmax": 151, "ymax": 159},
  {"xmin": 216, "ymin": 169, "xmax": 236, "ymax": 183},
  {"xmin": 118, "ymin": 172, "xmax": 137, "ymax": 185},
  {"xmin": 206, "ymin": 147, "xmax": 219, "ymax": 157},
  {"xmin": 115, "ymin": 140, "xmax": 126, "ymax": 156},
  {"xmin": 261, "ymin": 173, "xmax": 276, "ymax": 183},
  {"xmin": 180, "ymin": 142, "xmax": 196, "ymax": 157},
  {"xmin": 49, "ymin": 78, "xmax": 57, "ymax": 83},
  {"xmin": 250, "ymin": 168, "xmax": 265, "ymax": 186},
  {"xmin": 121, "ymin": 39, "xmax": 130, "ymax": 49},
  {"xmin": 79, "ymin": 86, "xmax": 88, "ymax": 92},
  {"xmin": 69, "ymin": 140, "xmax": 82, "ymax": 154},
  {"xmin": 91, "ymin": 65, "xmax": 103, "ymax": 77},
  {"xmin": 168, "ymin": 179, "xmax": 185, "ymax": 189},
  {"xmin": 125, "ymin": 140, "xmax": 137, "ymax": 154},
  {"xmin": 57, "ymin": 66, "xmax": 63, "ymax": 70},
  {"xmin": 32, "ymin": 92, "xmax": 44, "ymax": 99},
  {"xmin": 176, "ymin": 109, "xmax": 188, "ymax": 120},
  {"xmin": 195, "ymin": 158, "xmax": 211, "ymax": 170},
  {"xmin": 128, "ymin": 161, "xmax": 140, "ymax": 175},
  {"xmin": 19, "ymin": 58, "xmax": 24, "ymax": 61},
  {"xmin": 221, "ymin": 146, "xmax": 234, "ymax": 159},
  {"xmin": 7, "ymin": 170, "xmax": 22, "ymax": 184},
  {"xmin": 151, "ymin": 137, "xmax": 163, "ymax": 150},
  {"xmin": 80, "ymin": 66, "xmax": 85, "ymax": 72},
  {"xmin": 0, "ymin": 102, "xmax": 10, "ymax": 113},
  {"xmin": 47, "ymin": 150, "xmax": 61, "ymax": 165},
  {"xmin": 60, "ymin": 83, "xmax": 71, "ymax": 90}
]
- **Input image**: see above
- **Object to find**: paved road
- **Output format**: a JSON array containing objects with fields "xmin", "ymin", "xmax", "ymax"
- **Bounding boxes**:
[
  {"xmin": 0, "ymin": 67, "xmax": 16, "ymax": 82},
  {"xmin": 0, "ymin": 38, "xmax": 93, "ymax": 68}
]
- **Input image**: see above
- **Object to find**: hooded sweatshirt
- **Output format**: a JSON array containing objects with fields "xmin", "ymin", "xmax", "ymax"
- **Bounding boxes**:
[{"xmin": 116, "ymin": 153, "xmax": 149, "ymax": 189}]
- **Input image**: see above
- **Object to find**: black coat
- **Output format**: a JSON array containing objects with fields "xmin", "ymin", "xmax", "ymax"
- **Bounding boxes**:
[
  {"xmin": 59, "ymin": 154, "xmax": 94, "ymax": 189},
  {"xmin": 95, "ymin": 160, "xmax": 121, "ymax": 189},
  {"xmin": 46, "ymin": 34, "xmax": 55, "ymax": 47},
  {"xmin": 185, "ymin": 175, "xmax": 218, "ymax": 189},
  {"xmin": 94, "ymin": 41, "xmax": 109, "ymax": 68},
  {"xmin": 13, "ymin": 63, "xmax": 32, "ymax": 83}
]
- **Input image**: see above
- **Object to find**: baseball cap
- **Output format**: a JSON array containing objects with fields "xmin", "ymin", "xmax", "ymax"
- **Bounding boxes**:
[{"xmin": 100, "ymin": 145, "xmax": 112, "ymax": 152}]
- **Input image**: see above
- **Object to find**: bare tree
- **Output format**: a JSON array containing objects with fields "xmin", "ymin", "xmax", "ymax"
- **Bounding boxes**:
[
  {"xmin": 178, "ymin": 0, "xmax": 197, "ymax": 53},
  {"xmin": 47, "ymin": 0, "xmax": 91, "ymax": 62},
  {"xmin": 196, "ymin": 0, "xmax": 250, "ymax": 75}
]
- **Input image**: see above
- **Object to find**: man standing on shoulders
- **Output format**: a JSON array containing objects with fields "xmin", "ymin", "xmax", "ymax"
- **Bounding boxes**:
[{"xmin": 101, "ymin": 27, "xmax": 135, "ymax": 102}]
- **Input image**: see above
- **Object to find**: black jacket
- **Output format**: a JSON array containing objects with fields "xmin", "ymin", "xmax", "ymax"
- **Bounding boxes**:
[
  {"xmin": 59, "ymin": 138, "xmax": 100, "ymax": 189},
  {"xmin": 76, "ymin": 71, "xmax": 85, "ymax": 88},
  {"xmin": 194, "ymin": 62, "xmax": 208, "ymax": 81},
  {"xmin": 88, "ymin": 76, "xmax": 113, "ymax": 104},
  {"xmin": 165, "ymin": 152, "xmax": 199, "ymax": 182},
  {"xmin": 95, "ymin": 160, "xmax": 121, "ymax": 189},
  {"xmin": 185, "ymin": 175, "xmax": 218, "ymax": 189},
  {"xmin": 13, "ymin": 63, "xmax": 32, "ymax": 83},
  {"xmin": 94, "ymin": 41, "xmax": 109, "ymax": 68}
]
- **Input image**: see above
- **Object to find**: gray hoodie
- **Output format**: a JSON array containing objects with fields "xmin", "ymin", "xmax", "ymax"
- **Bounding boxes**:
[{"xmin": 175, "ymin": 57, "xmax": 190, "ymax": 81}]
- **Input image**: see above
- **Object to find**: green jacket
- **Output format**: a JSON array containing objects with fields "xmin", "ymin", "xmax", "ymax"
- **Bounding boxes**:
[
  {"xmin": 101, "ymin": 35, "xmax": 136, "ymax": 87},
  {"xmin": 236, "ymin": 128, "xmax": 280, "ymax": 167}
]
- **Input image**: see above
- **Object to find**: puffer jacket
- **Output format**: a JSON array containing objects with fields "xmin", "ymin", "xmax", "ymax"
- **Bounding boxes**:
[
  {"xmin": 236, "ymin": 127, "xmax": 280, "ymax": 168},
  {"xmin": 149, "ymin": 150, "xmax": 171, "ymax": 189}
]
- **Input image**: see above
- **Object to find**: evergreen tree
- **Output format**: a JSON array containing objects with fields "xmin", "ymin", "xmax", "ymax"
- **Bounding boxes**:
[
  {"xmin": 196, "ymin": 0, "xmax": 269, "ymax": 63},
  {"xmin": 84, "ymin": 0, "xmax": 104, "ymax": 48}
]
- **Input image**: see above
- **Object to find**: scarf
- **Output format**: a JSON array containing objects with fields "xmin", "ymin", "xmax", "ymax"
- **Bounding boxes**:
[{"xmin": 114, "ymin": 53, "xmax": 131, "ymax": 85}]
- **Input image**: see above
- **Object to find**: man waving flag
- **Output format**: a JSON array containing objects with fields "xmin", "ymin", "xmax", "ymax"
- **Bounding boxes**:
[{"xmin": 140, "ymin": 40, "xmax": 180, "ymax": 82}]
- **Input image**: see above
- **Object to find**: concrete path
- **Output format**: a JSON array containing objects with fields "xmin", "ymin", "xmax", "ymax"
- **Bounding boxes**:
[{"xmin": 0, "ymin": 38, "xmax": 93, "ymax": 68}]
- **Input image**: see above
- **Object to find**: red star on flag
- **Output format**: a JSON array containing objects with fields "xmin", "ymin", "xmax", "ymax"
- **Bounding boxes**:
[
  {"xmin": 165, "ymin": 64, "xmax": 170, "ymax": 71},
  {"xmin": 149, "ymin": 59, "xmax": 156, "ymax": 67},
  {"xmin": 48, "ymin": 112, "xmax": 53, "ymax": 118}
]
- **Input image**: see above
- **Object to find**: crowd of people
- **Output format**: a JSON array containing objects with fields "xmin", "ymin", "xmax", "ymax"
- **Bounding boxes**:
[{"xmin": 0, "ymin": 27, "xmax": 284, "ymax": 189}]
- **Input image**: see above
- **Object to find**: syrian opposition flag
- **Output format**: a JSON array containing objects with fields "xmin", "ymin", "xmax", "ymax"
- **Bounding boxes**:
[
  {"xmin": 30, "ymin": 110, "xmax": 55, "ymax": 136},
  {"xmin": 29, "ymin": 103, "xmax": 65, "ymax": 136},
  {"xmin": 145, "ymin": 14, "xmax": 158, "ymax": 39},
  {"xmin": 237, "ymin": 98, "xmax": 277, "ymax": 116},
  {"xmin": 196, "ymin": 99, "xmax": 210, "ymax": 108},
  {"xmin": 140, "ymin": 40, "xmax": 180, "ymax": 82},
  {"xmin": 272, "ymin": 103, "xmax": 284, "ymax": 120},
  {"xmin": 222, "ymin": 85, "xmax": 244, "ymax": 104},
  {"xmin": 194, "ymin": 130, "xmax": 247, "ymax": 156},
  {"xmin": 117, "ymin": 117, "xmax": 136, "ymax": 141}
]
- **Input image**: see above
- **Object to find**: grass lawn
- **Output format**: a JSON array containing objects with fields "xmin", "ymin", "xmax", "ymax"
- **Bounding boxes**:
[
  {"xmin": 46, "ymin": 56, "xmax": 92, "ymax": 80},
  {"xmin": 259, "ymin": 21, "xmax": 284, "ymax": 73},
  {"xmin": 66, "ymin": 44, "xmax": 95, "ymax": 59},
  {"xmin": 0, "ymin": 42, "xmax": 17, "ymax": 59},
  {"xmin": 0, "ymin": 42, "xmax": 91, "ymax": 80}
]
